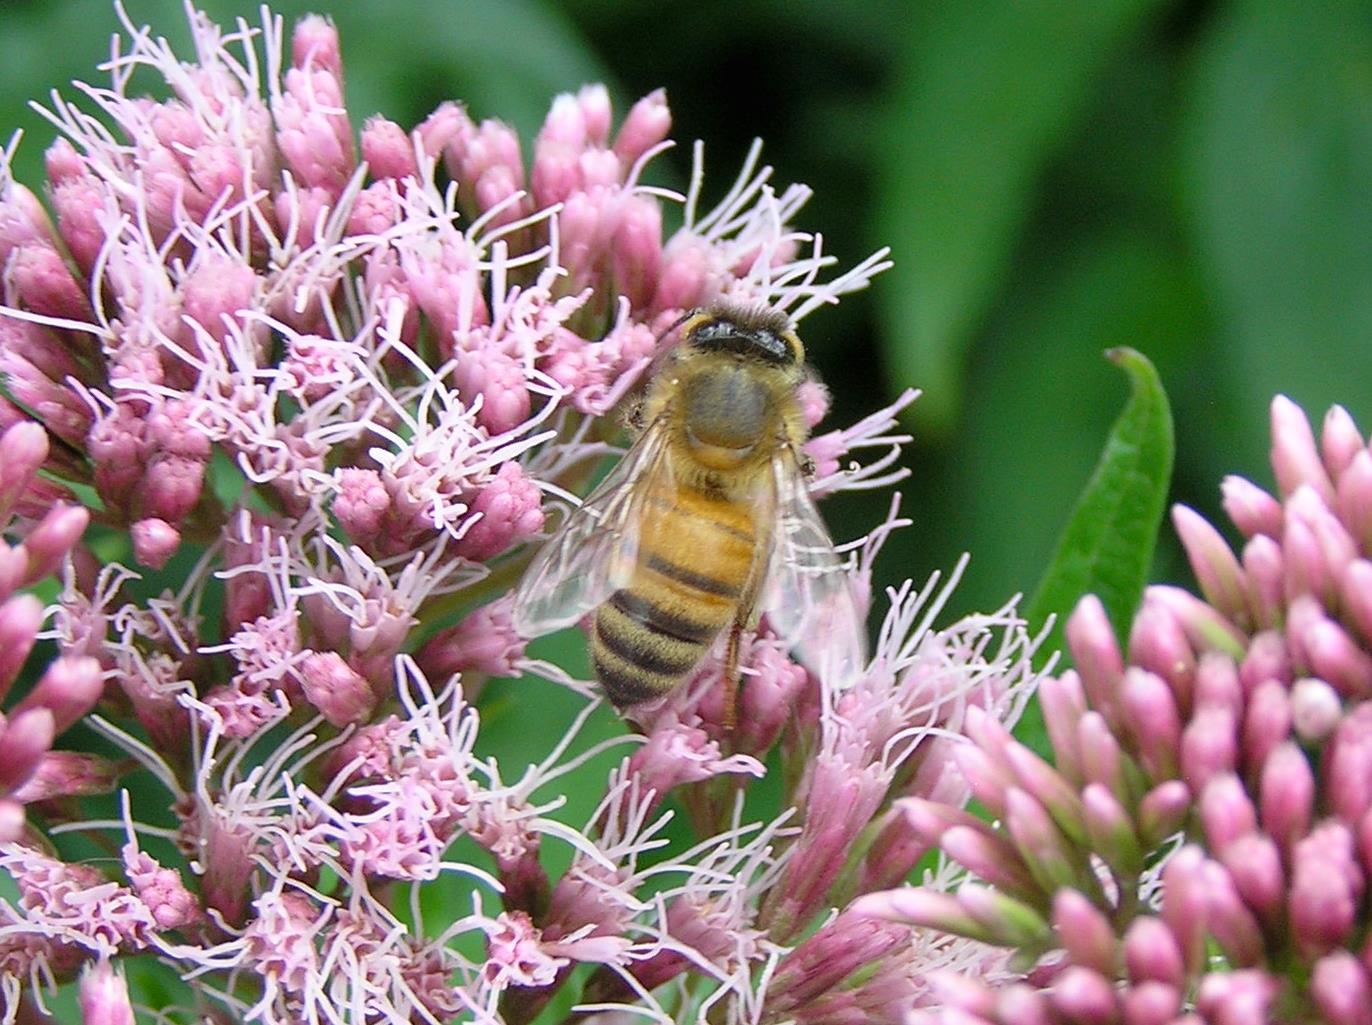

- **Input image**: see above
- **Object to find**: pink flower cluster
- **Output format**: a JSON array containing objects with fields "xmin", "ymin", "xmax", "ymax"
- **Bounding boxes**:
[
  {"xmin": 860, "ymin": 397, "xmax": 1372, "ymax": 1025},
  {"xmin": 0, "ymin": 6, "xmax": 1044, "ymax": 1025}
]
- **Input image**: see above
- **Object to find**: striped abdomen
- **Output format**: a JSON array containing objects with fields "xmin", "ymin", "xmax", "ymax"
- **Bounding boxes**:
[{"xmin": 591, "ymin": 484, "xmax": 757, "ymax": 706}]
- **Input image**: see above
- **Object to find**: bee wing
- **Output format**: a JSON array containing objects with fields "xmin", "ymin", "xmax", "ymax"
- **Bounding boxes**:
[
  {"xmin": 761, "ymin": 448, "xmax": 868, "ymax": 686},
  {"xmin": 512, "ymin": 422, "xmax": 672, "ymax": 637}
]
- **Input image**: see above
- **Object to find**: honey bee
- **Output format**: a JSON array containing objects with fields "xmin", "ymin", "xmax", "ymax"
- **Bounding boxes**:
[{"xmin": 512, "ymin": 304, "xmax": 866, "ymax": 715}]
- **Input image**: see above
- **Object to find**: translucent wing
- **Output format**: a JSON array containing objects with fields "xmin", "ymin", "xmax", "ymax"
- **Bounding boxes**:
[
  {"xmin": 512, "ymin": 423, "xmax": 671, "ymax": 637},
  {"xmin": 762, "ymin": 448, "xmax": 868, "ymax": 686}
]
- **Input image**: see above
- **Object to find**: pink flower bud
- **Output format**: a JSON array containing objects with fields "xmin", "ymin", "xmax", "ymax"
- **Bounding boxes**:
[
  {"xmin": 734, "ymin": 642, "xmax": 808, "ymax": 755},
  {"xmin": 849, "ymin": 887, "xmax": 988, "ymax": 941},
  {"xmin": 79, "ymin": 958, "xmax": 135, "ymax": 1025},
  {"xmin": 0, "ymin": 593, "xmax": 43, "ymax": 698},
  {"xmin": 1122, "ymin": 916, "xmax": 1185, "ymax": 988},
  {"xmin": 1304, "ymin": 617, "xmax": 1372, "ymax": 698},
  {"xmin": 417, "ymin": 595, "xmax": 526, "ymax": 680},
  {"xmin": 1289, "ymin": 822, "xmax": 1360, "ymax": 957},
  {"xmin": 953, "ymin": 743, "xmax": 1013, "ymax": 818},
  {"xmin": 20, "ymin": 504, "xmax": 89, "ymax": 586},
  {"xmin": 10, "ymin": 750, "xmax": 118, "ymax": 802},
  {"xmin": 1004, "ymin": 788, "xmax": 1079, "ymax": 895},
  {"xmin": 1336, "ymin": 451, "xmax": 1372, "ymax": 552},
  {"xmin": 1066, "ymin": 595, "xmax": 1125, "ymax": 728},
  {"xmin": 613, "ymin": 195, "xmax": 664, "ymax": 312},
  {"xmin": 1238, "ymin": 629, "xmax": 1291, "ymax": 695},
  {"xmin": 1158, "ymin": 846, "xmax": 1208, "ymax": 976},
  {"xmin": 941, "ymin": 825, "xmax": 1037, "ymax": 898},
  {"xmin": 652, "ymin": 234, "xmax": 713, "ymax": 313},
  {"xmin": 9, "ymin": 240, "xmax": 91, "ymax": 320},
  {"xmin": 0, "ymin": 798, "xmax": 23, "ymax": 842},
  {"xmin": 860, "ymin": 806, "xmax": 933, "ymax": 893},
  {"xmin": 361, "ymin": 116, "xmax": 417, "ymax": 181},
  {"xmin": 0, "ymin": 707, "xmax": 55, "ymax": 793},
  {"xmin": 1121, "ymin": 668, "xmax": 1181, "ymax": 780},
  {"xmin": 275, "ymin": 63, "xmax": 356, "ymax": 195},
  {"xmin": 181, "ymin": 251, "xmax": 260, "ymax": 347},
  {"xmin": 1310, "ymin": 950, "xmax": 1372, "ymax": 1025},
  {"xmin": 1284, "ymin": 677, "xmax": 1339, "ymax": 740},
  {"xmin": 1258, "ymin": 742, "xmax": 1314, "ymax": 855},
  {"xmin": 1194, "ymin": 969, "xmax": 1279, "ymax": 1025},
  {"xmin": 131, "ymin": 517, "xmax": 181, "ymax": 570},
  {"xmin": 455, "ymin": 462, "xmax": 544, "ymax": 561},
  {"xmin": 1221, "ymin": 474, "xmax": 1283, "ymax": 539},
  {"xmin": 1122, "ymin": 982, "xmax": 1183, "ymax": 1025},
  {"xmin": 1327, "ymin": 704, "xmax": 1372, "ymax": 823},
  {"xmin": 1053, "ymin": 889, "xmax": 1117, "ymax": 977},
  {"xmin": 291, "ymin": 14, "xmax": 342, "ymax": 72},
  {"xmin": 1048, "ymin": 965, "xmax": 1118, "ymax": 1023},
  {"xmin": 12, "ymin": 654, "xmax": 103, "ymax": 735},
  {"xmin": 1242, "ymin": 679, "xmax": 1292, "ymax": 774},
  {"xmin": 627, "ymin": 722, "xmax": 762, "ymax": 804},
  {"xmin": 0, "ymin": 420, "xmax": 49, "ymax": 522},
  {"xmin": 1321, "ymin": 405, "xmax": 1364, "ymax": 479},
  {"xmin": 1286, "ymin": 485, "xmax": 1357, "ymax": 607},
  {"xmin": 1180, "ymin": 706, "xmax": 1238, "ymax": 793},
  {"xmin": 1241, "ymin": 535, "xmax": 1286, "ymax": 630},
  {"xmin": 898, "ymin": 795, "xmax": 984, "ymax": 845},
  {"xmin": 1037, "ymin": 669, "xmax": 1081, "ymax": 779},
  {"xmin": 1272, "ymin": 394, "xmax": 1335, "ymax": 503},
  {"xmin": 1199, "ymin": 774, "xmax": 1258, "ymax": 853},
  {"xmin": 1201, "ymin": 858, "xmax": 1265, "ymax": 966},
  {"xmin": 141, "ymin": 454, "xmax": 206, "ymax": 524},
  {"xmin": 1137, "ymin": 780, "xmax": 1192, "ymax": 847},
  {"xmin": 532, "ymin": 140, "xmax": 583, "ymax": 208},
  {"xmin": 1172, "ymin": 504, "xmax": 1248, "ymax": 625},
  {"xmin": 1147, "ymin": 585, "xmax": 1246, "ymax": 659},
  {"xmin": 1194, "ymin": 651, "xmax": 1242, "ymax": 714},
  {"xmin": 1341, "ymin": 559, "xmax": 1372, "ymax": 646},
  {"xmin": 1076, "ymin": 710, "xmax": 1124, "ymax": 796},
  {"xmin": 333, "ymin": 467, "xmax": 390, "ymax": 545},
  {"xmin": 49, "ymin": 174, "xmax": 107, "ymax": 274},
  {"xmin": 1219, "ymin": 832, "xmax": 1284, "ymax": 929},
  {"xmin": 956, "ymin": 883, "xmax": 1050, "ymax": 948},
  {"xmin": 299, "ymin": 651, "xmax": 377, "ymax": 727},
  {"xmin": 614, "ymin": 89, "xmax": 671, "ymax": 165},
  {"xmin": 1081, "ymin": 783, "xmax": 1142, "ymax": 874},
  {"xmin": 1002, "ymin": 740, "xmax": 1086, "ymax": 844}
]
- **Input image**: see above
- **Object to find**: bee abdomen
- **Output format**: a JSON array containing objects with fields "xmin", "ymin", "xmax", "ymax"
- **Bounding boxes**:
[{"xmin": 591, "ymin": 588, "xmax": 725, "ymax": 707}]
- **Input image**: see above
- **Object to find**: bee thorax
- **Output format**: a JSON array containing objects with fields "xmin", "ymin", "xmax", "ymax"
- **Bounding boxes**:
[{"xmin": 681, "ymin": 366, "xmax": 770, "ymax": 460}]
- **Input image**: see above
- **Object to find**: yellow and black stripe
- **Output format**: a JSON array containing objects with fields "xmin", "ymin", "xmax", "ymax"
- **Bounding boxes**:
[{"xmin": 591, "ymin": 483, "xmax": 757, "ymax": 707}]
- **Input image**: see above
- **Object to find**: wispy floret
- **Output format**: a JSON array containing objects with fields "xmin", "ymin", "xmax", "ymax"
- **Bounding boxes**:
[
  {"xmin": 861, "ymin": 396, "xmax": 1372, "ymax": 1025},
  {"xmin": 0, "ymin": 4, "xmax": 1046, "ymax": 1022}
]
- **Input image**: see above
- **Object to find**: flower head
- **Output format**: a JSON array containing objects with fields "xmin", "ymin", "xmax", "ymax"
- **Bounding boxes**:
[
  {"xmin": 0, "ymin": 4, "xmax": 1051, "ymax": 1023},
  {"xmin": 861, "ymin": 396, "xmax": 1372, "ymax": 1025}
]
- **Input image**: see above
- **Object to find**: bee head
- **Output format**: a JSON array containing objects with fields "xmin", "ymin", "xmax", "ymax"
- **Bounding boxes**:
[{"xmin": 680, "ymin": 305, "xmax": 804, "ymax": 367}]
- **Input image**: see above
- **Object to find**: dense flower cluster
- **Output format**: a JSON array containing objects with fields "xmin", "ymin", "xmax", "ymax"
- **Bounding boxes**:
[
  {"xmin": 860, "ymin": 396, "xmax": 1372, "ymax": 1025},
  {"xmin": 0, "ymin": 7, "xmax": 1043, "ymax": 1023}
]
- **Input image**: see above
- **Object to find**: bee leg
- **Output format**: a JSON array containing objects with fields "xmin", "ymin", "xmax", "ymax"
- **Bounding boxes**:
[{"xmin": 722, "ymin": 618, "xmax": 743, "ymax": 731}]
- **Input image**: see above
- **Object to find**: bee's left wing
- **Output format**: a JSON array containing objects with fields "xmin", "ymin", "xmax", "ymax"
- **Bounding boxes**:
[
  {"xmin": 760, "ymin": 448, "xmax": 868, "ymax": 687},
  {"xmin": 512, "ymin": 423, "xmax": 672, "ymax": 637}
]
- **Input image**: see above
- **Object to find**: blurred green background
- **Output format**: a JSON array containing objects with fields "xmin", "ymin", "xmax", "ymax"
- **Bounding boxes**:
[{"xmin": 3, "ymin": 0, "xmax": 1372, "ymax": 623}]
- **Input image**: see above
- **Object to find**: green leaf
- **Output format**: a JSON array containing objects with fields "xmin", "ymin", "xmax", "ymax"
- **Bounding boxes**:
[
  {"xmin": 1185, "ymin": 2, "xmax": 1372, "ymax": 466},
  {"xmin": 874, "ymin": 0, "xmax": 1166, "ymax": 435},
  {"xmin": 1026, "ymin": 347, "xmax": 1174, "ymax": 661}
]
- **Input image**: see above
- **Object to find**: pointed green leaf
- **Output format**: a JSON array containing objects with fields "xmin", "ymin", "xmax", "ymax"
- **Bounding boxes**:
[{"xmin": 1027, "ymin": 348, "xmax": 1173, "ymax": 661}]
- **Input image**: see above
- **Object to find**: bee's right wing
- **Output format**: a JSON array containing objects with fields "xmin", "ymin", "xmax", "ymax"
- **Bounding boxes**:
[
  {"xmin": 511, "ymin": 422, "xmax": 672, "ymax": 637},
  {"xmin": 760, "ymin": 446, "xmax": 868, "ymax": 688}
]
